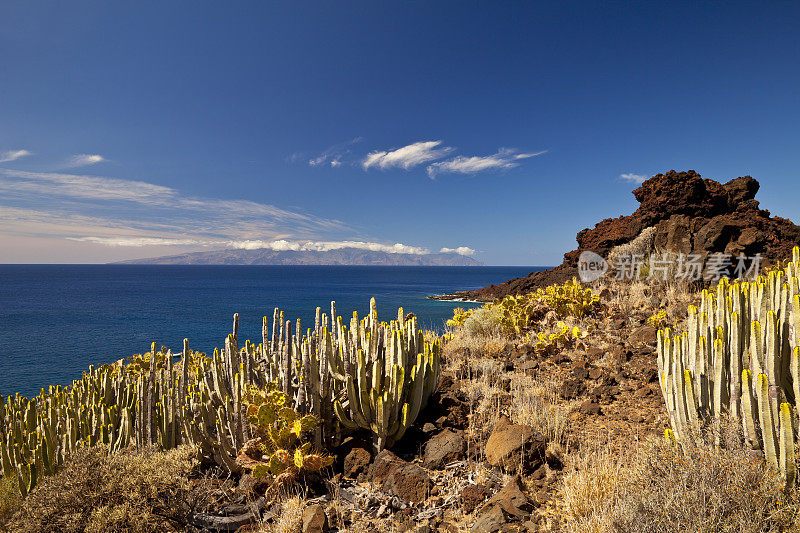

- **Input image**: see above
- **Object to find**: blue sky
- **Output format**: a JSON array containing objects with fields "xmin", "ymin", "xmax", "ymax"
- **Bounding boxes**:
[{"xmin": 1, "ymin": 1, "xmax": 799, "ymax": 264}]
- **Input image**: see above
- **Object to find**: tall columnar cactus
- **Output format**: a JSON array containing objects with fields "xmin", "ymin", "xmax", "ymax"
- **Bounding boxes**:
[
  {"xmin": 0, "ymin": 298, "xmax": 438, "ymax": 494},
  {"xmin": 657, "ymin": 247, "xmax": 800, "ymax": 487},
  {"xmin": 330, "ymin": 298, "xmax": 441, "ymax": 451},
  {"xmin": 0, "ymin": 360, "xmax": 139, "ymax": 495}
]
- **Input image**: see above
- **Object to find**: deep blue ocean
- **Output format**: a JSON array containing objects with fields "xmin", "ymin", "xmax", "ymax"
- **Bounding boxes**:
[{"xmin": 0, "ymin": 265, "xmax": 542, "ymax": 397}]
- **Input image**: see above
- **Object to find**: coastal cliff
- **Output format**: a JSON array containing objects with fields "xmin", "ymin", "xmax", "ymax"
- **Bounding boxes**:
[{"xmin": 442, "ymin": 170, "xmax": 800, "ymax": 300}]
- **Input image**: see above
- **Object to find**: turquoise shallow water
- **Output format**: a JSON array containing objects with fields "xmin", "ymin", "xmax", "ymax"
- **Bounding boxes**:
[{"xmin": 0, "ymin": 265, "xmax": 543, "ymax": 397}]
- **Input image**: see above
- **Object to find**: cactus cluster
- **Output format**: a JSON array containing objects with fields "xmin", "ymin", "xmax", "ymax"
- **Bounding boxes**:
[
  {"xmin": 533, "ymin": 278, "xmax": 600, "ymax": 318},
  {"xmin": 497, "ymin": 295, "xmax": 543, "ymax": 336},
  {"xmin": 0, "ymin": 299, "xmax": 440, "ymax": 494},
  {"xmin": 0, "ymin": 362, "xmax": 137, "ymax": 496},
  {"xmin": 657, "ymin": 247, "xmax": 800, "ymax": 487},
  {"xmin": 332, "ymin": 300, "xmax": 441, "ymax": 451},
  {"xmin": 446, "ymin": 307, "xmax": 474, "ymax": 329},
  {"xmin": 647, "ymin": 310, "xmax": 668, "ymax": 329}
]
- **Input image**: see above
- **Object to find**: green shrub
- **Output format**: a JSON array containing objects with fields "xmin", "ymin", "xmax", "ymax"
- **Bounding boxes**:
[{"xmin": 461, "ymin": 307, "xmax": 505, "ymax": 337}]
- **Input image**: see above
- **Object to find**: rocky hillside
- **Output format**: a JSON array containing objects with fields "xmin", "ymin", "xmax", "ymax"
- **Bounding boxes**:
[{"xmin": 445, "ymin": 170, "xmax": 800, "ymax": 300}]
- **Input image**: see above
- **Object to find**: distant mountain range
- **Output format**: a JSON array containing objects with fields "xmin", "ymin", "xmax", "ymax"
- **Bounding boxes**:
[{"xmin": 114, "ymin": 248, "xmax": 483, "ymax": 266}]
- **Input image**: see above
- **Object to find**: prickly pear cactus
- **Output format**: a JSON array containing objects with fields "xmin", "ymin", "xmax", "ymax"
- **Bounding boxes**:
[{"xmin": 238, "ymin": 382, "xmax": 332, "ymax": 484}]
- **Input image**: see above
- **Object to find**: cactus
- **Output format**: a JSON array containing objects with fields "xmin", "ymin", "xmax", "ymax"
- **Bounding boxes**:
[
  {"xmin": 657, "ymin": 247, "xmax": 800, "ymax": 487},
  {"xmin": 0, "ymin": 298, "xmax": 441, "ymax": 494},
  {"xmin": 331, "ymin": 298, "xmax": 441, "ymax": 451},
  {"xmin": 533, "ymin": 322, "xmax": 588, "ymax": 355},
  {"xmin": 239, "ymin": 382, "xmax": 332, "ymax": 483},
  {"xmin": 446, "ymin": 278, "xmax": 599, "ymax": 337}
]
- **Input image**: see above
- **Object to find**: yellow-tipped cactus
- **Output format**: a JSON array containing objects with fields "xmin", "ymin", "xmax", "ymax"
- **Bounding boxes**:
[
  {"xmin": 332, "ymin": 301, "xmax": 441, "ymax": 451},
  {"xmin": 0, "ymin": 297, "xmax": 443, "ymax": 491},
  {"xmin": 657, "ymin": 246, "xmax": 800, "ymax": 487}
]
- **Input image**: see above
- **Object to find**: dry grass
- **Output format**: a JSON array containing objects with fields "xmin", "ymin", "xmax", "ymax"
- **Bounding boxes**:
[
  {"xmin": 443, "ymin": 299, "xmax": 576, "ymax": 454},
  {"xmin": 0, "ymin": 475, "xmax": 21, "ymax": 525},
  {"xmin": 459, "ymin": 357, "xmax": 506, "ymax": 447},
  {"xmin": 509, "ymin": 373, "xmax": 574, "ymax": 445},
  {"xmin": 444, "ymin": 343, "xmax": 574, "ymax": 468},
  {"xmin": 592, "ymin": 274, "xmax": 695, "ymax": 328},
  {"xmin": 445, "ymin": 331, "xmax": 508, "ymax": 360},
  {"xmin": 556, "ymin": 446, "xmax": 624, "ymax": 533},
  {"xmin": 555, "ymin": 436, "xmax": 800, "ymax": 533},
  {"xmin": 661, "ymin": 281, "xmax": 696, "ymax": 326},
  {"xmin": 261, "ymin": 495, "xmax": 305, "ymax": 533},
  {"xmin": 595, "ymin": 278, "xmax": 652, "ymax": 318},
  {"xmin": 607, "ymin": 226, "xmax": 657, "ymax": 269},
  {"xmin": 5, "ymin": 445, "xmax": 197, "ymax": 533}
]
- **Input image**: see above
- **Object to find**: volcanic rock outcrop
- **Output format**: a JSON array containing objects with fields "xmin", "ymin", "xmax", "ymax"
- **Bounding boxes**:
[{"xmin": 445, "ymin": 170, "xmax": 800, "ymax": 300}]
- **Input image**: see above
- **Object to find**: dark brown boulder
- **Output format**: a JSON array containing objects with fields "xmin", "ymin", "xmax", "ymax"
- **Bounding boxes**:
[
  {"xmin": 654, "ymin": 214, "xmax": 693, "ymax": 254},
  {"xmin": 632, "ymin": 170, "xmax": 729, "ymax": 222},
  {"xmin": 471, "ymin": 475, "xmax": 535, "ymax": 532},
  {"xmin": 461, "ymin": 484, "xmax": 490, "ymax": 514},
  {"xmin": 368, "ymin": 449, "xmax": 432, "ymax": 503},
  {"xmin": 481, "ymin": 475, "xmax": 535, "ymax": 519},
  {"xmin": 724, "ymin": 175, "xmax": 760, "ymax": 206},
  {"xmin": 342, "ymin": 447, "xmax": 372, "ymax": 478},
  {"xmin": 423, "ymin": 429, "xmax": 466, "ymax": 469},
  {"xmin": 470, "ymin": 504, "xmax": 509, "ymax": 533},
  {"xmin": 484, "ymin": 416, "xmax": 547, "ymax": 473},
  {"xmin": 302, "ymin": 504, "xmax": 329, "ymax": 533},
  {"xmin": 628, "ymin": 325, "xmax": 657, "ymax": 346},
  {"xmin": 368, "ymin": 448, "xmax": 404, "ymax": 483}
]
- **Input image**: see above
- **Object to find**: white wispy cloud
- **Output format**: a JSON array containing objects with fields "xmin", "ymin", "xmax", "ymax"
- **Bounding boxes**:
[
  {"xmin": 619, "ymin": 173, "xmax": 649, "ymax": 184},
  {"xmin": 426, "ymin": 148, "xmax": 546, "ymax": 178},
  {"xmin": 0, "ymin": 149, "xmax": 32, "ymax": 163},
  {"xmin": 362, "ymin": 141, "xmax": 455, "ymax": 171},
  {"xmin": 0, "ymin": 168, "xmax": 349, "ymax": 244},
  {"xmin": 307, "ymin": 137, "xmax": 363, "ymax": 167},
  {"xmin": 66, "ymin": 154, "xmax": 107, "ymax": 167},
  {"xmin": 69, "ymin": 237, "xmax": 210, "ymax": 247},
  {"xmin": 0, "ymin": 165, "xmax": 477, "ymax": 260},
  {"xmin": 0, "ymin": 169, "xmax": 174, "ymax": 202},
  {"xmin": 439, "ymin": 246, "xmax": 476, "ymax": 256},
  {"xmin": 0, "ymin": 206, "xmax": 216, "ymax": 255}
]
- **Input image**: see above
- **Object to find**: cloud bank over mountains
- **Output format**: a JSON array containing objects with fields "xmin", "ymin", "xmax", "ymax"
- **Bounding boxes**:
[
  {"xmin": 0, "ymin": 153, "xmax": 476, "ymax": 261},
  {"xmin": 70, "ymin": 237, "xmax": 476, "ymax": 256}
]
